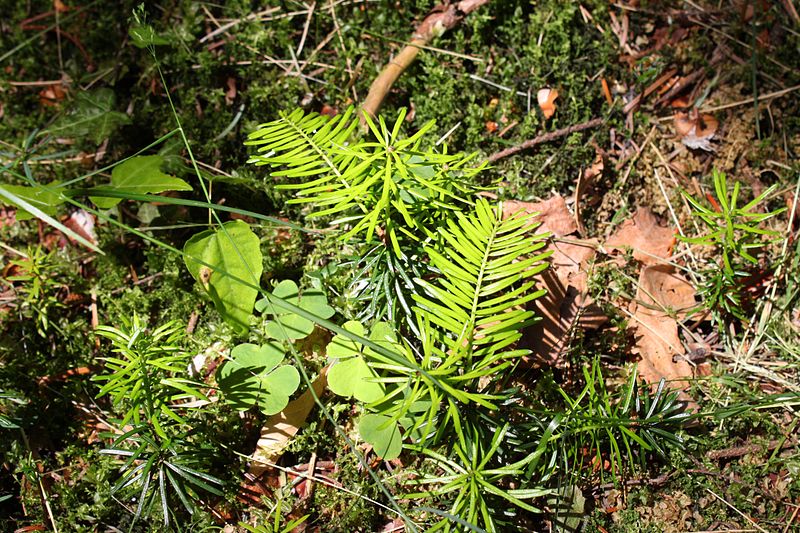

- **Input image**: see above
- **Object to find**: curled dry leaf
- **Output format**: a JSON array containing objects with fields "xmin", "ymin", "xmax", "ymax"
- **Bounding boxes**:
[
  {"xmin": 224, "ymin": 77, "xmax": 237, "ymax": 106},
  {"xmin": 630, "ymin": 264, "xmax": 696, "ymax": 390},
  {"xmin": 505, "ymin": 195, "xmax": 607, "ymax": 365},
  {"xmin": 674, "ymin": 110, "xmax": 718, "ymax": 151},
  {"xmin": 39, "ymin": 83, "xmax": 67, "ymax": 107},
  {"xmin": 503, "ymin": 195, "xmax": 576, "ymax": 237},
  {"xmin": 249, "ymin": 366, "xmax": 328, "ymax": 476},
  {"xmin": 62, "ymin": 209, "xmax": 97, "ymax": 248},
  {"xmin": 606, "ymin": 207, "xmax": 676, "ymax": 265},
  {"xmin": 537, "ymin": 88, "xmax": 558, "ymax": 120}
]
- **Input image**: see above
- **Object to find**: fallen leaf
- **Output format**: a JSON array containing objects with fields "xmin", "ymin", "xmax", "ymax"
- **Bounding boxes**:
[
  {"xmin": 523, "ymin": 268, "xmax": 607, "ymax": 365},
  {"xmin": 250, "ymin": 367, "xmax": 328, "ymax": 475},
  {"xmin": 537, "ymin": 88, "xmax": 559, "ymax": 119},
  {"xmin": 507, "ymin": 195, "xmax": 607, "ymax": 365},
  {"xmin": 503, "ymin": 195, "xmax": 576, "ymax": 237},
  {"xmin": 62, "ymin": 209, "xmax": 97, "ymax": 247},
  {"xmin": 606, "ymin": 207, "xmax": 676, "ymax": 265},
  {"xmin": 574, "ymin": 148, "xmax": 604, "ymax": 235},
  {"xmin": 674, "ymin": 110, "xmax": 718, "ymax": 152},
  {"xmin": 39, "ymin": 83, "xmax": 67, "ymax": 107},
  {"xmin": 601, "ymin": 78, "xmax": 613, "ymax": 106},
  {"xmin": 320, "ymin": 104, "xmax": 338, "ymax": 117},
  {"xmin": 630, "ymin": 264, "xmax": 696, "ymax": 389},
  {"xmin": 224, "ymin": 77, "xmax": 236, "ymax": 106}
]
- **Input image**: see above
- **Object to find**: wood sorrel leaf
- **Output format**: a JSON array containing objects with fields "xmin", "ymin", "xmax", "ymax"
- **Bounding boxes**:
[
  {"xmin": 327, "ymin": 321, "xmax": 384, "ymax": 403},
  {"xmin": 49, "ymin": 88, "xmax": 131, "ymax": 144},
  {"xmin": 256, "ymin": 279, "xmax": 335, "ymax": 341},
  {"xmin": 217, "ymin": 343, "xmax": 300, "ymax": 415},
  {"xmin": 359, "ymin": 413, "xmax": 402, "ymax": 460}
]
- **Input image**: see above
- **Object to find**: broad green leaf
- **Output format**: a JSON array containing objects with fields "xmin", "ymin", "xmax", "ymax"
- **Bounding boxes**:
[
  {"xmin": 546, "ymin": 484, "xmax": 586, "ymax": 533},
  {"xmin": 256, "ymin": 279, "xmax": 335, "ymax": 341},
  {"xmin": 49, "ymin": 88, "xmax": 131, "ymax": 144},
  {"xmin": 0, "ymin": 184, "xmax": 62, "ymax": 221},
  {"xmin": 183, "ymin": 220, "xmax": 263, "ymax": 334},
  {"xmin": 129, "ymin": 25, "xmax": 170, "ymax": 48},
  {"xmin": 359, "ymin": 413, "xmax": 402, "ymax": 460},
  {"xmin": 91, "ymin": 155, "xmax": 191, "ymax": 209},
  {"xmin": 327, "ymin": 321, "xmax": 384, "ymax": 403},
  {"xmin": 217, "ymin": 343, "xmax": 300, "ymax": 415}
]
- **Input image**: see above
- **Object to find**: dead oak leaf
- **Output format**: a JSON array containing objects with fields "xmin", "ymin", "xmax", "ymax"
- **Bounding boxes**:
[
  {"xmin": 606, "ymin": 207, "xmax": 676, "ymax": 265},
  {"xmin": 674, "ymin": 110, "xmax": 718, "ymax": 152},
  {"xmin": 505, "ymin": 195, "xmax": 607, "ymax": 365},
  {"xmin": 523, "ymin": 268, "xmax": 607, "ymax": 366},
  {"xmin": 630, "ymin": 264, "xmax": 696, "ymax": 390},
  {"xmin": 503, "ymin": 195, "xmax": 577, "ymax": 237}
]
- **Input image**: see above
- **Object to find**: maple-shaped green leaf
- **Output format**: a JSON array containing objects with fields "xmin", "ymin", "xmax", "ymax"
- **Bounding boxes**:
[
  {"xmin": 49, "ymin": 88, "xmax": 131, "ymax": 144},
  {"xmin": 256, "ymin": 279, "xmax": 335, "ymax": 341},
  {"xmin": 327, "ymin": 321, "xmax": 385, "ymax": 403},
  {"xmin": 217, "ymin": 343, "xmax": 300, "ymax": 415},
  {"xmin": 359, "ymin": 413, "xmax": 402, "ymax": 460},
  {"xmin": 91, "ymin": 155, "xmax": 191, "ymax": 209},
  {"xmin": 0, "ymin": 184, "xmax": 62, "ymax": 221},
  {"xmin": 183, "ymin": 220, "xmax": 263, "ymax": 334}
]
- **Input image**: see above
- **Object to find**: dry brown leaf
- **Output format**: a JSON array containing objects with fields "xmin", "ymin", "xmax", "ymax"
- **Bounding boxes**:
[
  {"xmin": 62, "ymin": 209, "xmax": 97, "ymax": 248},
  {"xmin": 637, "ymin": 263, "xmax": 696, "ymax": 318},
  {"xmin": 574, "ymin": 149, "xmax": 604, "ymax": 235},
  {"xmin": 250, "ymin": 367, "xmax": 328, "ymax": 475},
  {"xmin": 39, "ymin": 83, "xmax": 67, "ymax": 107},
  {"xmin": 537, "ymin": 88, "xmax": 558, "ymax": 119},
  {"xmin": 674, "ymin": 110, "xmax": 718, "ymax": 151},
  {"xmin": 224, "ymin": 77, "xmax": 237, "ymax": 106},
  {"xmin": 630, "ymin": 264, "xmax": 696, "ymax": 390},
  {"xmin": 503, "ymin": 195, "xmax": 576, "ymax": 237},
  {"xmin": 606, "ymin": 207, "xmax": 676, "ymax": 265},
  {"xmin": 523, "ymin": 268, "xmax": 607, "ymax": 365},
  {"xmin": 506, "ymin": 195, "xmax": 607, "ymax": 365}
]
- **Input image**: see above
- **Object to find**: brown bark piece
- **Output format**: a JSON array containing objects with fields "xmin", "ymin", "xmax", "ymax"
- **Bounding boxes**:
[{"xmin": 606, "ymin": 207, "xmax": 676, "ymax": 265}]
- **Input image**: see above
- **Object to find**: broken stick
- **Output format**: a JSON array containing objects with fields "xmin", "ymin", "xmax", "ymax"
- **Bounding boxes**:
[
  {"xmin": 486, "ymin": 117, "xmax": 604, "ymax": 163},
  {"xmin": 360, "ymin": 0, "xmax": 492, "ymax": 121}
]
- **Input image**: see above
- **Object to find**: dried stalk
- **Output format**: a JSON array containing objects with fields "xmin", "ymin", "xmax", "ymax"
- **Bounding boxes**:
[{"xmin": 360, "ymin": 0, "xmax": 491, "ymax": 121}]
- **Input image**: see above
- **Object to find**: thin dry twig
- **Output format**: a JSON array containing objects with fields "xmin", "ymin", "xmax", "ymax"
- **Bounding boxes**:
[{"xmin": 486, "ymin": 118, "xmax": 604, "ymax": 163}]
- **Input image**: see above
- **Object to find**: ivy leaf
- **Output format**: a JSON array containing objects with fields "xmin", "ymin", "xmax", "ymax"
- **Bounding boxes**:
[
  {"xmin": 327, "ymin": 321, "xmax": 384, "ymax": 403},
  {"xmin": 183, "ymin": 220, "xmax": 263, "ymax": 334},
  {"xmin": 129, "ymin": 24, "xmax": 170, "ymax": 48},
  {"xmin": 49, "ymin": 88, "xmax": 131, "ymax": 144},
  {"xmin": 0, "ymin": 184, "xmax": 62, "ymax": 221},
  {"xmin": 256, "ymin": 280, "xmax": 335, "ymax": 341},
  {"xmin": 359, "ymin": 413, "xmax": 402, "ymax": 460},
  {"xmin": 91, "ymin": 155, "xmax": 191, "ymax": 209},
  {"xmin": 217, "ymin": 343, "xmax": 300, "ymax": 415}
]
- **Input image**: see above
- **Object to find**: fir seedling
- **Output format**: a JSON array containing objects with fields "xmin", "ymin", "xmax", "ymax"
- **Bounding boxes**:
[{"xmin": 681, "ymin": 169, "xmax": 785, "ymax": 321}]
